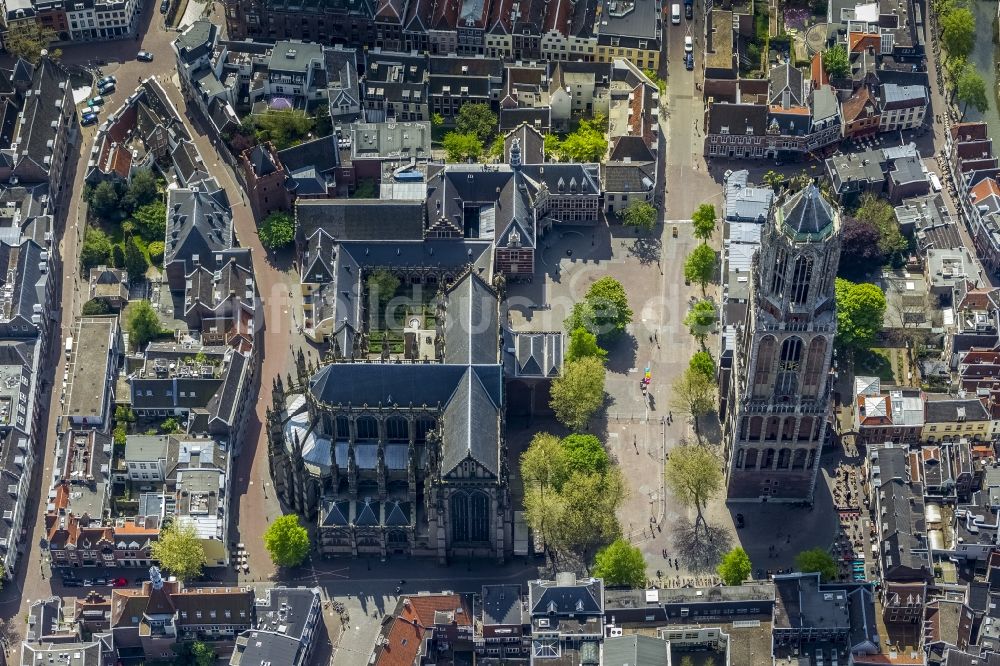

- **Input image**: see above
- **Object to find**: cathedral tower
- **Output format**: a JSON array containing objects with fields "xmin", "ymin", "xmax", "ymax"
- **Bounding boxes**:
[{"xmin": 724, "ymin": 184, "xmax": 841, "ymax": 502}]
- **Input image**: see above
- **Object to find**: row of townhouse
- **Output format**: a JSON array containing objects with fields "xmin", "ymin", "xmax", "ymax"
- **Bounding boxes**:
[
  {"xmin": 220, "ymin": 0, "xmax": 662, "ymax": 70},
  {"xmin": 45, "ymin": 78, "xmax": 259, "ymax": 572},
  {"xmin": 701, "ymin": 1, "xmax": 929, "ymax": 161},
  {"xmin": 0, "ymin": 55, "xmax": 75, "ymax": 583},
  {"xmin": 20, "ymin": 580, "xmax": 323, "ymax": 666},
  {"xmin": 2, "ymin": 0, "xmax": 142, "ymax": 43}
]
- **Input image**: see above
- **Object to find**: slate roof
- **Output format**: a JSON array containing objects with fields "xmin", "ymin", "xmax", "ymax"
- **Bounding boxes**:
[
  {"xmin": 442, "ymin": 367, "xmax": 501, "ymax": 476},
  {"xmin": 482, "ymin": 584, "xmax": 523, "ymax": 626},
  {"xmin": 295, "ymin": 199, "xmax": 425, "ymax": 242},
  {"xmin": 506, "ymin": 331, "xmax": 563, "ymax": 378},
  {"xmin": 13, "ymin": 57, "xmax": 70, "ymax": 182},
  {"xmin": 602, "ymin": 161, "xmax": 655, "ymax": 194},
  {"xmin": 528, "ymin": 575, "xmax": 604, "ymax": 616},
  {"xmin": 768, "ymin": 62, "xmax": 804, "ymax": 107},
  {"xmin": 707, "ymin": 103, "xmax": 768, "ymax": 136},
  {"xmin": 603, "ymin": 635, "xmax": 670, "ymax": 666},
  {"xmin": 174, "ymin": 20, "xmax": 218, "ymax": 65},
  {"xmin": 277, "ymin": 134, "xmax": 340, "ymax": 196},
  {"xmin": 777, "ymin": 184, "xmax": 837, "ymax": 237},
  {"xmin": 443, "ymin": 270, "xmax": 499, "ymax": 366},
  {"xmin": 164, "ymin": 182, "xmax": 233, "ymax": 266}
]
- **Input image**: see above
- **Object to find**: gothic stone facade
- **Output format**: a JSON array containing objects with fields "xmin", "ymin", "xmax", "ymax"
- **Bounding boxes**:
[
  {"xmin": 267, "ymin": 272, "xmax": 512, "ymax": 562},
  {"xmin": 723, "ymin": 185, "xmax": 841, "ymax": 502}
]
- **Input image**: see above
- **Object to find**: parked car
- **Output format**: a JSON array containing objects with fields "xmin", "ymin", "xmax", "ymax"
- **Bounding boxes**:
[
  {"xmin": 137, "ymin": 51, "xmax": 154, "ymax": 62},
  {"xmin": 96, "ymin": 75, "xmax": 116, "ymax": 88},
  {"xmin": 113, "ymin": 577, "xmax": 128, "ymax": 587},
  {"xmin": 95, "ymin": 578, "xmax": 107, "ymax": 586},
  {"xmin": 98, "ymin": 83, "xmax": 115, "ymax": 95},
  {"xmin": 684, "ymin": 35, "xmax": 693, "ymax": 52},
  {"xmin": 86, "ymin": 96, "xmax": 104, "ymax": 107},
  {"xmin": 81, "ymin": 113, "xmax": 98, "ymax": 126},
  {"xmin": 83, "ymin": 579, "xmax": 94, "ymax": 586},
  {"xmin": 685, "ymin": 53, "xmax": 694, "ymax": 70},
  {"xmin": 63, "ymin": 579, "xmax": 82, "ymax": 588},
  {"xmin": 160, "ymin": 0, "xmax": 169, "ymax": 12},
  {"xmin": 685, "ymin": 2, "xmax": 692, "ymax": 18}
]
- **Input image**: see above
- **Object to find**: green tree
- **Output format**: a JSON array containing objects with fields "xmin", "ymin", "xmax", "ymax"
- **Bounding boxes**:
[
  {"xmin": 956, "ymin": 67, "xmax": 989, "ymax": 119},
  {"xmin": 822, "ymin": 44, "xmax": 850, "ymax": 78},
  {"xmin": 684, "ymin": 299, "xmax": 717, "ymax": 346},
  {"xmin": 367, "ymin": 269, "xmax": 400, "ymax": 305},
  {"xmin": 132, "ymin": 200, "xmax": 166, "ymax": 241},
  {"xmin": 691, "ymin": 203, "xmax": 717, "ymax": 241},
  {"xmin": 147, "ymin": 240, "xmax": 165, "ymax": 264},
  {"xmin": 583, "ymin": 276, "xmax": 633, "ymax": 338},
  {"xmin": 111, "ymin": 245, "xmax": 125, "ymax": 270},
  {"xmin": 190, "ymin": 641, "xmax": 216, "ymax": 666},
  {"xmin": 488, "ymin": 135, "xmax": 505, "ymax": 161},
  {"xmin": 620, "ymin": 200, "xmax": 657, "ymax": 233},
  {"xmin": 124, "ymin": 236, "xmax": 147, "ymax": 280},
  {"xmin": 665, "ymin": 444, "xmax": 723, "ymax": 538},
  {"xmin": 593, "ymin": 538, "xmax": 647, "ymax": 587},
  {"xmin": 5, "ymin": 23, "xmax": 59, "ymax": 65},
  {"xmin": 151, "ymin": 522, "xmax": 206, "ymax": 582},
  {"xmin": 160, "ymin": 417, "xmax": 181, "ymax": 434},
  {"xmin": 454, "ymin": 102, "xmax": 498, "ymax": 143},
  {"xmin": 80, "ymin": 228, "xmax": 113, "ymax": 270},
  {"xmin": 258, "ymin": 211, "xmax": 295, "ymax": 250},
  {"xmin": 442, "ymin": 132, "xmax": 484, "ymax": 162},
  {"xmin": 116, "ymin": 405, "xmax": 136, "ymax": 424},
  {"xmin": 127, "ymin": 300, "xmax": 161, "ymax": 350},
  {"xmin": 559, "ymin": 115, "xmax": 608, "ymax": 162},
  {"xmin": 762, "ymin": 170, "xmax": 784, "ymax": 190},
  {"xmin": 684, "ymin": 243, "xmax": 717, "ymax": 294},
  {"xmin": 113, "ymin": 423, "xmax": 127, "ymax": 446},
  {"xmin": 835, "ymin": 278, "xmax": 887, "ymax": 351},
  {"xmin": 555, "ymin": 468, "xmax": 625, "ymax": 552},
  {"xmin": 82, "ymin": 299, "xmax": 110, "ymax": 315},
  {"xmin": 854, "ymin": 194, "xmax": 908, "ymax": 259},
  {"xmin": 249, "ymin": 109, "xmax": 315, "ymax": 150},
  {"xmin": 89, "ymin": 181, "xmax": 121, "ymax": 220},
  {"xmin": 550, "ymin": 356, "xmax": 606, "ymax": 430},
  {"xmin": 689, "ymin": 351, "xmax": 716, "ymax": 382},
  {"xmin": 561, "ymin": 434, "xmax": 609, "ymax": 476},
  {"xmin": 431, "ymin": 112, "xmax": 445, "ymax": 127},
  {"xmin": 717, "ymin": 547, "xmax": 752, "ymax": 585},
  {"xmin": 566, "ymin": 326, "xmax": 608, "ymax": 363},
  {"xmin": 795, "ymin": 548, "xmax": 838, "ymax": 582},
  {"xmin": 543, "ymin": 134, "xmax": 562, "ymax": 160},
  {"xmin": 521, "ymin": 432, "xmax": 570, "ymax": 548},
  {"xmin": 670, "ymin": 367, "xmax": 716, "ymax": 441},
  {"xmin": 941, "ymin": 7, "xmax": 975, "ymax": 61},
  {"xmin": 122, "ymin": 170, "xmax": 159, "ymax": 213},
  {"xmin": 264, "ymin": 514, "xmax": 311, "ymax": 567}
]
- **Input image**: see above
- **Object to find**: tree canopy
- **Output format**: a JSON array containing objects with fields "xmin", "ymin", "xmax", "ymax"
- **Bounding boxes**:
[
  {"xmin": 151, "ymin": 522, "xmax": 206, "ymax": 582},
  {"xmin": 562, "ymin": 434, "xmax": 610, "ymax": 477},
  {"xmin": 127, "ymin": 300, "xmax": 162, "ymax": 351},
  {"xmin": 689, "ymin": 351, "xmax": 716, "ymax": 382},
  {"xmin": 839, "ymin": 217, "xmax": 884, "ymax": 279},
  {"xmin": 82, "ymin": 299, "xmax": 110, "ymax": 316},
  {"xmin": 795, "ymin": 548, "xmax": 838, "ymax": 582},
  {"xmin": 684, "ymin": 243, "xmax": 717, "ymax": 293},
  {"xmin": 822, "ymin": 44, "xmax": 850, "ymax": 78},
  {"xmin": 853, "ymin": 194, "xmax": 908, "ymax": 261},
  {"xmin": 122, "ymin": 170, "xmax": 159, "ymax": 213},
  {"xmin": 264, "ymin": 514, "xmax": 311, "ymax": 567},
  {"xmin": 5, "ymin": 23, "xmax": 60, "ymax": 65},
  {"xmin": 521, "ymin": 432, "xmax": 626, "ymax": 554},
  {"xmin": 455, "ymin": 103, "xmax": 499, "ymax": 143},
  {"xmin": 957, "ymin": 67, "xmax": 989, "ymax": 119},
  {"xmin": 665, "ymin": 444, "xmax": 723, "ymax": 536},
  {"xmin": 550, "ymin": 356, "xmax": 606, "ymax": 430},
  {"xmin": 258, "ymin": 211, "xmax": 295, "ymax": 250},
  {"xmin": 367, "ymin": 269, "xmax": 401, "ymax": 305},
  {"xmin": 81, "ymin": 228, "xmax": 113, "ymax": 271},
  {"xmin": 941, "ymin": 7, "xmax": 976, "ymax": 61},
  {"xmin": 89, "ymin": 181, "xmax": 122, "ymax": 220},
  {"xmin": 567, "ymin": 326, "xmax": 608, "ymax": 363},
  {"xmin": 248, "ymin": 109, "xmax": 315, "ymax": 150},
  {"xmin": 443, "ymin": 131, "xmax": 484, "ymax": 162},
  {"xmin": 131, "ymin": 200, "xmax": 166, "ymax": 242},
  {"xmin": 835, "ymin": 278, "xmax": 886, "ymax": 351},
  {"xmin": 684, "ymin": 299, "xmax": 717, "ymax": 345},
  {"xmin": 575, "ymin": 276, "xmax": 633, "ymax": 339},
  {"xmin": 549, "ymin": 115, "xmax": 608, "ymax": 162},
  {"xmin": 717, "ymin": 547, "xmax": 752, "ymax": 586},
  {"xmin": 670, "ymin": 367, "xmax": 716, "ymax": 441},
  {"xmin": 123, "ymin": 235, "xmax": 147, "ymax": 280},
  {"xmin": 691, "ymin": 203, "xmax": 717, "ymax": 241},
  {"xmin": 620, "ymin": 200, "xmax": 657, "ymax": 232},
  {"xmin": 593, "ymin": 538, "xmax": 647, "ymax": 588}
]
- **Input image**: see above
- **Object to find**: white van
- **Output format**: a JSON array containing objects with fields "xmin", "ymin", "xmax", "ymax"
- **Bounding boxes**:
[
  {"xmin": 671, "ymin": 3, "xmax": 681, "ymax": 23},
  {"xmin": 929, "ymin": 173, "xmax": 942, "ymax": 192}
]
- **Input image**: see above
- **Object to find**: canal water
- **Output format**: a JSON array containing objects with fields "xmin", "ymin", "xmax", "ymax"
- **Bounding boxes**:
[{"xmin": 963, "ymin": 0, "xmax": 1000, "ymax": 137}]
